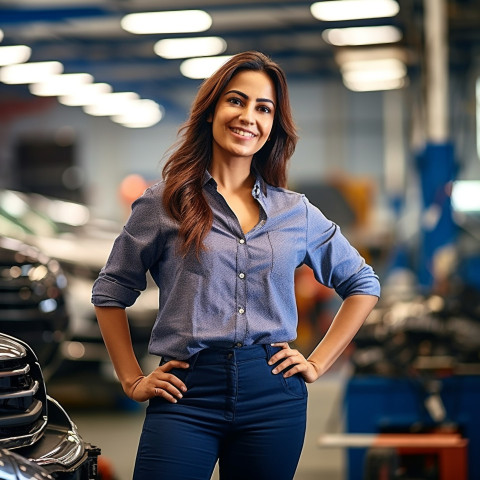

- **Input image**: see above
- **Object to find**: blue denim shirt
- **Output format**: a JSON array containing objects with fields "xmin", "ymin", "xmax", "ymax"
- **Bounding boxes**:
[{"xmin": 92, "ymin": 173, "xmax": 380, "ymax": 360}]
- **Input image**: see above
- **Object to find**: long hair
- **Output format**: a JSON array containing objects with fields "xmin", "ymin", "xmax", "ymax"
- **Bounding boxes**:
[{"xmin": 162, "ymin": 51, "xmax": 298, "ymax": 256}]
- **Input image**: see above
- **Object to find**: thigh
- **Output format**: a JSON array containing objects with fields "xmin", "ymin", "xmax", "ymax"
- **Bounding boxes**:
[
  {"xmin": 133, "ymin": 406, "xmax": 220, "ymax": 480},
  {"xmin": 218, "ymin": 356, "xmax": 307, "ymax": 480},
  {"xmin": 218, "ymin": 412, "xmax": 306, "ymax": 480}
]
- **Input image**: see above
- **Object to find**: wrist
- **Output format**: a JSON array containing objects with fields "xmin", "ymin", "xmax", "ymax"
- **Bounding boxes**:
[
  {"xmin": 308, "ymin": 359, "xmax": 324, "ymax": 378},
  {"xmin": 122, "ymin": 374, "xmax": 145, "ymax": 396}
]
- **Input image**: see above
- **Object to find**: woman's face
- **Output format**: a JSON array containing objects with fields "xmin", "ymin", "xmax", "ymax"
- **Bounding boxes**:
[{"xmin": 210, "ymin": 69, "xmax": 276, "ymax": 163}]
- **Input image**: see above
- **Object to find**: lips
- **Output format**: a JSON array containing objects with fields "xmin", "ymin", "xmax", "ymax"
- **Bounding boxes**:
[{"xmin": 230, "ymin": 127, "xmax": 256, "ymax": 138}]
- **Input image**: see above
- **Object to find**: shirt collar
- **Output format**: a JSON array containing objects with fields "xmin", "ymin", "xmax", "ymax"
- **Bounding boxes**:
[
  {"xmin": 202, "ymin": 168, "xmax": 270, "ymax": 215},
  {"xmin": 202, "ymin": 169, "xmax": 266, "ymax": 194}
]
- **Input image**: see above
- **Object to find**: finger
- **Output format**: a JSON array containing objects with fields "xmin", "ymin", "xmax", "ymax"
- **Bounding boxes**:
[
  {"xmin": 268, "ymin": 347, "xmax": 298, "ymax": 366},
  {"xmin": 154, "ymin": 369, "xmax": 188, "ymax": 393},
  {"xmin": 156, "ymin": 379, "xmax": 186, "ymax": 401},
  {"xmin": 271, "ymin": 355, "xmax": 302, "ymax": 374},
  {"xmin": 153, "ymin": 386, "xmax": 180, "ymax": 404},
  {"xmin": 161, "ymin": 360, "xmax": 190, "ymax": 371}
]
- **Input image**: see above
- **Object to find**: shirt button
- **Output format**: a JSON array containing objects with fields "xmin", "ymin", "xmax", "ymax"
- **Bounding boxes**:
[
  {"xmin": 238, "ymin": 272, "xmax": 245, "ymax": 279},
  {"xmin": 235, "ymin": 342, "xmax": 243, "ymax": 347},
  {"xmin": 238, "ymin": 307, "xmax": 245, "ymax": 314},
  {"xmin": 239, "ymin": 238, "xmax": 245, "ymax": 244}
]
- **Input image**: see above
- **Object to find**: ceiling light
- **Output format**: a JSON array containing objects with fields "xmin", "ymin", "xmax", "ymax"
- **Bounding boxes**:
[
  {"xmin": 0, "ymin": 45, "xmax": 32, "ymax": 66},
  {"xmin": 59, "ymin": 83, "xmax": 113, "ymax": 106},
  {"xmin": 341, "ymin": 57, "xmax": 407, "ymax": 91},
  {"xmin": 0, "ymin": 61, "xmax": 63, "ymax": 84},
  {"xmin": 29, "ymin": 73, "xmax": 93, "ymax": 96},
  {"xmin": 83, "ymin": 92, "xmax": 140, "ymax": 116},
  {"xmin": 180, "ymin": 55, "xmax": 232, "ymax": 79},
  {"xmin": 343, "ymin": 77, "xmax": 407, "ymax": 91},
  {"xmin": 112, "ymin": 99, "xmax": 164, "ymax": 128},
  {"xmin": 121, "ymin": 10, "xmax": 212, "ymax": 34},
  {"xmin": 341, "ymin": 58, "xmax": 406, "ymax": 77},
  {"xmin": 335, "ymin": 46, "xmax": 408, "ymax": 65},
  {"xmin": 451, "ymin": 181, "xmax": 480, "ymax": 212},
  {"xmin": 323, "ymin": 25, "xmax": 402, "ymax": 46},
  {"xmin": 311, "ymin": 0, "xmax": 399, "ymax": 21},
  {"xmin": 154, "ymin": 37, "xmax": 226, "ymax": 59},
  {"xmin": 0, "ymin": 29, "xmax": 3, "ymax": 42}
]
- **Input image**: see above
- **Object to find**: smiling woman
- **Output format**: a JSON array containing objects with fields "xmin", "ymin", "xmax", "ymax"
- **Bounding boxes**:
[{"xmin": 91, "ymin": 51, "xmax": 380, "ymax": 480}]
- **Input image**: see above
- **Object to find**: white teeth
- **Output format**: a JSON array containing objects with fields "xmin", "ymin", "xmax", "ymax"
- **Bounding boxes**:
[{"xmin": 232, "ymin": 128, "xmax": 255, "ymax": 138}]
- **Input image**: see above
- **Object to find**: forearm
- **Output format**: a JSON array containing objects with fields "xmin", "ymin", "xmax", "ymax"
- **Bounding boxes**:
[
  {"xmin": 94, "ymin": 306, "xmax": 144, "ymax": 395},
  {"xmin": 307, "ymin": 294, "xmax": 378, "ymax": 375}
]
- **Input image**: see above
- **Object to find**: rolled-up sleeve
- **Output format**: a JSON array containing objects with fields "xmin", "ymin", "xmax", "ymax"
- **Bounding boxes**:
[
  {"xmin": 91, "ymin": 187, "xmax": 165, "ymax": 308},
  {"xmin": 303, "ymin": 198, "xmax": 380, "ymax": 300}
]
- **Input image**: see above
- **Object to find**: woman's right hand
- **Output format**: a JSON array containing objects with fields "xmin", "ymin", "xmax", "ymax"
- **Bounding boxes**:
[{"xmin": 126, "ymin": 360, "xmax": 190, "ymax": 403}]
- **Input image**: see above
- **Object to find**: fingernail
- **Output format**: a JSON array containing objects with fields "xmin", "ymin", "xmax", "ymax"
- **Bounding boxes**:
[
  {"xmin": 178, "ymin": 393, "xmax": 183, "ymax": 398},
  {"xmin": 268, "ymin": 361, "xmax": 273, "ymax": 365},
  {"xmin": 272, "ymin": 368, "xmax": 278, "ymax": 374},
  {"xmin": 181, "ymin": 386, "xmax": 187, "ymax": 392}
]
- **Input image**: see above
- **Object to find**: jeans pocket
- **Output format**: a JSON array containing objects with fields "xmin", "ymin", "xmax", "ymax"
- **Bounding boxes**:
[{"xmin": 280, "ymin": 370, "xmax": 308, "ymax": 399}]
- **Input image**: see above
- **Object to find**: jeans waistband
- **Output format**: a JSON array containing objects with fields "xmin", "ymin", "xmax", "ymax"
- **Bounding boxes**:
[{"xmin": 183, "ymin": 344, "xmax": 281, "ymax": 367}]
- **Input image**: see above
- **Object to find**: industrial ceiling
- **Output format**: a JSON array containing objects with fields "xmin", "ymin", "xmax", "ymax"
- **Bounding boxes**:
[{"xmin": 0, "ymin": 0, "xmax": 479, "ymax": 121}]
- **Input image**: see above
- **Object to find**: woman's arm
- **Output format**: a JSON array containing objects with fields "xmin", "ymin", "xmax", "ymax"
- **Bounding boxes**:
[
  {"xmin": 269, "ymin": 294, "xmax": 378, "ymax": 383},
  {"xmin": 95, "ymin": 306, "xmax": 188, "ymax": 402}
]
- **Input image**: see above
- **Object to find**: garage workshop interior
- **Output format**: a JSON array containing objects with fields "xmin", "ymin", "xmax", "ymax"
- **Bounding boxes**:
[{"xmin": 0, "ymin": 1, "xmax": 480, "ymax": 479}]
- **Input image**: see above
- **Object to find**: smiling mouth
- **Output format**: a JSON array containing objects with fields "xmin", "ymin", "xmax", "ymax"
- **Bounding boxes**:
[{"xmin": 230, "ymin": 127, "xmax": 256, "ymax": 138}]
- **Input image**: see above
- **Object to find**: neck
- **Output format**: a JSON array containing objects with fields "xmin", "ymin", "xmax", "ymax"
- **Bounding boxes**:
[{"xmin": 209, "ymin": 158, "xmax": 254, "ymax": 193}]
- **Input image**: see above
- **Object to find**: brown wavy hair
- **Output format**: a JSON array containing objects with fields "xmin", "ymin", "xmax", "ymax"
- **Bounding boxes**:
[{"xmin": 162, "ymin": 51, "xmax": 298, "ymax": 256}]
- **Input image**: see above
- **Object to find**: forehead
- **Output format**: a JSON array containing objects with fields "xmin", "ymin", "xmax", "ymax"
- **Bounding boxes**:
[{"xmin": 222, "ymin": 70, "xmax": 276, "ymax": 100}]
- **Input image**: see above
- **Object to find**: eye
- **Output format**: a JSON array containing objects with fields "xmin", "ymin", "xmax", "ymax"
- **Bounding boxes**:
[
  {"xmin": 257, "ymin": 105, "xmax": 272, "ymax": 114},
  {"xmin": 227, "ymin": 97, "xmax": 242, "ymax": 106}
]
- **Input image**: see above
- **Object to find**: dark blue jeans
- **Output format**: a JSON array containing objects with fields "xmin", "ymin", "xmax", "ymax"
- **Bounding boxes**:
[{"xmin": 133, "ymin": 344, "xmax": 308, "ymax": 480}]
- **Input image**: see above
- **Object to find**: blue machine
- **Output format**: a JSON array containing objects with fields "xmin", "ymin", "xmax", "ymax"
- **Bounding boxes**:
[{"xmin": 344, "ymin": 375, "xmax": 480, "ymax": 480}]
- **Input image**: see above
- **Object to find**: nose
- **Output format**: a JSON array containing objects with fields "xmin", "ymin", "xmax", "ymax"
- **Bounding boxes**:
[{"xmin": 239, "ymin": 105, "xmax": 255, "ymax": 125}]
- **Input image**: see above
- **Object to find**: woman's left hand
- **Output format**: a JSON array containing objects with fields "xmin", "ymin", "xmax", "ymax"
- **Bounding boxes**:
[{"xmin": 269, "ymin": 342, "xmax": 320, "ymax": 384}]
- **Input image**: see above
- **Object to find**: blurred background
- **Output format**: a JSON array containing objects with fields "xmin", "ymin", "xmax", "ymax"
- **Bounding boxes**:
[{"xmin": 0, "ymin": 0, "xmax": 480, "ymax": 479}]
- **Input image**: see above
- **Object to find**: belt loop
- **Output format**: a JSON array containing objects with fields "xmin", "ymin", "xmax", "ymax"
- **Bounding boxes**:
[{"xmin": 265, "ymin": 344, "xmax": 273, "ymax": 359}]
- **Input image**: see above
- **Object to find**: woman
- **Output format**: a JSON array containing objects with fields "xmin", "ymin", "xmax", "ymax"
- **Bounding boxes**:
[{"xmin": 92, "ymin": 51, "xmax": 380, "ymax": 480}]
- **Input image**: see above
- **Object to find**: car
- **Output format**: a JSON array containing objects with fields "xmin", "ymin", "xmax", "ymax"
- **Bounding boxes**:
[
  {"xmin": 0, "ymin": 235, "xmax": 69, "ymax": 377},
  {"xmin": 0, "ymin": 189, "xmax": 156, "ymax": 384},
  {"xmin": 0, "ymin": 331, "xmax": 100, "ymax": 479}
]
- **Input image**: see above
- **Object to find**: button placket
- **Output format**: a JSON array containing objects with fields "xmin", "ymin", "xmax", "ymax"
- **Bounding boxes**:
[{"xmin": 235, "ymin": 235, "xmax": 248, "ymax": 345}]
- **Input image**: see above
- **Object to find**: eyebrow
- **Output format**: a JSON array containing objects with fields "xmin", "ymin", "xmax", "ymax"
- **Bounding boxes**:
[{"xmin": 224, "ymin": 89, "xmax": 275, "ymax": 107}]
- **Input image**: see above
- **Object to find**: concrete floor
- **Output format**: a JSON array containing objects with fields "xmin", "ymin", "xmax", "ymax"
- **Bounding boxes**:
[{"xmin": 68, "ymin": 370, "xmax": 348, "ymax": 480}]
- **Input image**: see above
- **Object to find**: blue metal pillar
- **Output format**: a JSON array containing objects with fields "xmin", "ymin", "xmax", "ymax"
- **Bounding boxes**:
[{"xmin": 416, "ymin": 142, "xmax": 458, "ymax": 288}]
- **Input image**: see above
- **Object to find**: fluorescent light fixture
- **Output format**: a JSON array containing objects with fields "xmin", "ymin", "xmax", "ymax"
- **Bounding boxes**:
[
  {"xmin": 343, "ymin": 77, "xmax": 406, "ymax": 91},
  {"xmin": 451, "ymin": 181, "xmax": 480, "ymax": 212},
  {"xmin": 323, "ymin": 25, "xmax": 402, "ymax": 46},
  {"xmin": 335, "ymin": 46, "xmax": 408, "ymax": 65},
  {"xmin": 180, "ymin": 55, "xmax": 232, "ymax": 79},
  {"xmin": 29, "ymin": 73, "xmax": 93, "ymax": 96},
  {"xmin": 341, "ymin": 58, "xmax": 406, "ymax": 78},
  {"xmin": 121, "ymin": 10, "xmax": 212, "ymax": 34},
  {"xmin": 154, "ymin": 37, "xmax": 226, "ymax": 59},
  {"xmin": 0, "ymin": 29, "xmax": 3, "ymax": 42},
  {"xmin": 0, "ymin": 45, "xmax": 32, "ymax": 66},
  {"xmin": 0, "ymin": 61, "xmax": 63, "ymax": 84},
  {"xmin": 341, "ymin": 58, "xmax": 406, "ymax": 91},
  {"xmin": 59, "ymin": 82, "xmax": 112, "ymax": 106},
  {"xmin": 112, "ymin": 99, "xmax": 164, "ymax": 128},
  {"xmin": 83, "ymin": 92, "xmax": 140, "ymax": 116},
  {"xmin": 311, "ymin": 0, "xmax": 399, "ymax": 21}
]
